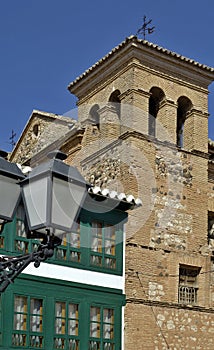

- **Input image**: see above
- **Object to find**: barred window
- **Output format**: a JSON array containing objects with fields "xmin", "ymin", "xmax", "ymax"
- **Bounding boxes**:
[{"xmin": 178, "ymin": 265, "xmax": 200, "ymax": 305}]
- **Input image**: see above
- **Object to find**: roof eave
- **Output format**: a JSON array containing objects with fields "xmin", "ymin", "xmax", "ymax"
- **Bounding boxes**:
[{"xmin": 68, "ymin": 36, "xmax": 214, "ymax": 94}]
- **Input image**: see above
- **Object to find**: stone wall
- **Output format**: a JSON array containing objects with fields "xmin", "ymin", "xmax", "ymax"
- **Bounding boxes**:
[{"xmin": 125, "ymin": 302, "xmax": 214, "ymax": 350}]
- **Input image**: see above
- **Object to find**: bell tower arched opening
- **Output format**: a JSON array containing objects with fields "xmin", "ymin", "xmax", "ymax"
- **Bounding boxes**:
[
  {"xmin": 176, "ymin": 96, "xmax": 192, "ymax": 148},
  {"xmin": 149, "ymin": 87, "xmax": 165, "ymax": 137},
  {"xmin": 109, "ymin": 90, "xmax": 121, "ymax": 118}
]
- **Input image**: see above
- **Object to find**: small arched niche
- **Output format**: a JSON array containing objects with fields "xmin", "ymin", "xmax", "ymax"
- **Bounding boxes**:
[
  {"xmin": 149, "ymin": 87, "xmax": 165, "ymax": 137},
  {"xmin": 108, "ymin": 89, "xmax": 121, "ymax": 117},
  {"xmin": 32, "ymin": 123, "xmax": 40, "ymax": 138},
  {"xmin": 176, "ymin": 96, "xmax": 193, "ymax": 148}
]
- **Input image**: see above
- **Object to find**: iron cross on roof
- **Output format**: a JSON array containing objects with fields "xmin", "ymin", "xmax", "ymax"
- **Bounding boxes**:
[
  {"xmin": 136, "ymin": 15, "xmax": 155, "ymax": 40},
  {"xmin": 9, "ymin": 129, "xmax": 16, "ymax": 149}
]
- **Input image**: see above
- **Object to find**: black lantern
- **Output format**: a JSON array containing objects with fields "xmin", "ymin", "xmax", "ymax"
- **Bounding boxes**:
[
  {"xmin": 0, "ymin": 149, "xmax": 89, "ymax": 292},
  {"xmin": 0, "ymin": 150, "xmax": 25, "ymax": 227},
  {"xmin": 21, "ymin": 150, "xmax": 88, "ymax": 237}
]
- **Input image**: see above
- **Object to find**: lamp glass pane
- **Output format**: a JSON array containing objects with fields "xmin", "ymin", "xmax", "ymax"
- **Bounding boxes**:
[
  {"xmin": 0, "ymin": 174, "xmax": 20, "ymax": 220},
  {"xmin": 52, "ymin": 177, "xmax": 86, "ymax": 232},
  {"xmin": 23, "ymin": 177, "xmax": 48, "ymax": 229}
]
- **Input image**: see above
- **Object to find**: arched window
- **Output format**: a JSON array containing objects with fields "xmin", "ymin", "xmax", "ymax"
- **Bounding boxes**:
[
  {"xmin": 149, "ymin": 87, "xmax": 165, "ymax": 137},
  {"xmin": 177, "ymin": 96, "xmax": 192, "ymax": 148},
  {"xmin": 109, "ymin": 90, "xmax": 121, "ymax": 117},
  {"xmin": 89, "ymin": 104, "xmax": 100, "ymax": 128}
]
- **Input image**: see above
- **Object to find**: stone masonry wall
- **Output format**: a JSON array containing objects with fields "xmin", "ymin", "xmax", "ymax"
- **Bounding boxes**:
[{"xmin": 125, "ymin": 302, "xmax": 214, "ymax": 350}]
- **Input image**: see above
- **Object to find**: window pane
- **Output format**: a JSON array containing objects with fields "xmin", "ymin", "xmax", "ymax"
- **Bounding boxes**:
[
  {"xmin": 103, "ymin": 308, "xmax": 114, "ymax": 323},
  {"xmin": 89, "ymin": 340, "xmax": 101, "ymax": 350},
  {"xmin": 16, "ymin": 219, "xmax": 26, "ymax": 237},
  {"xmin": 30, "ymin": 298, "xmax": 43, "ymax": 332},
  {"xmin": 55, "ymin": 222, "xmax": 81, "ymax": 263},
  {"xmin": 104, "ymin": 258, "xmax": 116, "ymax": 269},
  {"xmin": 90, "ymin": 307, "xmax": 101, "ymax": 338},
  {"xmin": 91, "ymin": 222, "xmax": 102, "ymax": 253},
  {"xmin": 68, "ymin": 338, "xmax": 79, "ymax": 349},
  {"xmin": 54, "ymin": 337, "xmax": 66, "ymax": 349},
  {"xmin": 30, "ymin": 335, "xmax": 43, "ymax": 348},
  {"xmin": 12, "ymin": 333, "xmax": 27, "ymax": 346},
  {"xmin": 14, "ymin": 296, "xmax": 27, "ymax": 330},
  {"xmin": 91, "ymin": 255, "xmax": 102, "ymax": 267},
  {"xmin": 55, "ymin": 302, "xmax": 66, "ymax": 334},
  {"xmin": 15, "ymin": 205, "xmax": 28, "ymax": 253},
  {"xmin": 68, "ymin": 303, "xmax": 78, "ymax": 336},
  {"xmin": 104, "ymin": 240, "xmax": 115, "ymax": 255},
  {"xmin": 70, "ymin": 251, "xmax": 81, "ymax": 262},
  {"xmin": 103, "ymin": 309, "xmax": 114, "ymax": 339}
]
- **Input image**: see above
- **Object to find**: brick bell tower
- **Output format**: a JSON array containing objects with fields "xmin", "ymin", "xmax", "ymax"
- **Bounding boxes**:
[
  {"xmin": 68, "ymin": 36, "xmax": 214, "ymax": 349},
  {"xmin": 68, "ymin": 35, "xmax": 213, "ymax": 153}
]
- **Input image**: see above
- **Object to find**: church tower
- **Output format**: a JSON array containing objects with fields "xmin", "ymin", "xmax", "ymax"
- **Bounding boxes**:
[
  {"xmin": 68, "ymin": 36, "xmax": 214, "ymax": 349},
  {"xmin": 68, "ymin": 35, "xmax": 213, "ymax": 153}
]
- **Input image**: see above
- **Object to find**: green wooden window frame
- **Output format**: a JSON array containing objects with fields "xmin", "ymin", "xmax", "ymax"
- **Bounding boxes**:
[
  {"xmin": 1, "ymin": 206, "xmax": 126, "ymax": 276},
  {"xmin": 90, "ymin": 221, "xmax": 117, "ymax": 270},
  {"xmin": 0, "ymin": 275, "xmax": 124, "ymax": 349},
  {"xmin": 54, "ymin": 220, "xmax": 81, "ymax": 264},
  {"xmin": 54, "ymin": 301, "xmax": 79, "ymax": 349},
  {"xmin": 12, "ymin": 295, "xmax": 44, "ymax": 348},
  {"xmin": 89, "ymin": 305, "xmax": 115, "ymax": 350}
]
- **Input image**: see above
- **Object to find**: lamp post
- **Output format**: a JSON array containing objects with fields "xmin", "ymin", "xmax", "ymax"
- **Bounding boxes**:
[
  {"xmin": 0, "ymin": 150, "xmax": 25, "ymax": 231},
  {"xmin": 0, "ymin": 150, "xmax": 88, "ymax": 292}
]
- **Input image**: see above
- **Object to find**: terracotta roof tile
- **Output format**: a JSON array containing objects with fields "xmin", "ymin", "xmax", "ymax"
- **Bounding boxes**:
[{"xmin": 68, "ymin": 36, "xmax": 214, "ymax": 89}]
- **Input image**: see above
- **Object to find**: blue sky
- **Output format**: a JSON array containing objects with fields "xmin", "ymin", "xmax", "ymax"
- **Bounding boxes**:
[{"xmin": 0, "ymin": 1, "xmax": 213, "ymax": 151}]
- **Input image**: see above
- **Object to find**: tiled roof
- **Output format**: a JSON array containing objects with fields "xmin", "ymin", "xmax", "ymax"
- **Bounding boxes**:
[
  {"xmin": 88, "ymin": 186, "xmax": 142, "ymax": 209},
  {"xmin": 68, "ymin": 36, "xmax": 214, "ymax": 89}
]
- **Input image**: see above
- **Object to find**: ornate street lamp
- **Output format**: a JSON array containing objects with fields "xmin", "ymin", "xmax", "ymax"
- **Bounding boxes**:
[
  {"xmin": 21, "ymin": 150, "xmax": 87, "ymax": 237},
  {"xmin": 0, "ymin": 150, "xmax": 88, "ymax": 292},
  {"xmin": 0, "ymin": 150, "xmax": 25, "ymax": 231}
]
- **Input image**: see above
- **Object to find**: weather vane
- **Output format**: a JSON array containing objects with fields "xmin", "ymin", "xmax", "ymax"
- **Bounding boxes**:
[
  {"xmin": 136, "ymin": 15, "xmax": 155, "ymax": 40},
  {"xmin": 9, "ymin": 129, "xmax": 16, "ymax": 149}
]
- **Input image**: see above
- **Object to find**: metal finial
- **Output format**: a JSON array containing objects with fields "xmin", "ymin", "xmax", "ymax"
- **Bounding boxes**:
[
  {"xmin": 136, "ymin": 15, "xmax": 155, "ymax": 40},
  {"xmin": 9, "ymin": 129, "xmax": 16, "ymax": 150}
]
